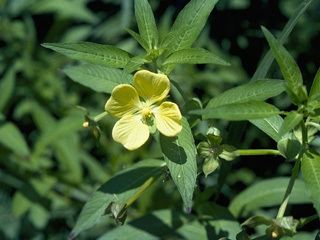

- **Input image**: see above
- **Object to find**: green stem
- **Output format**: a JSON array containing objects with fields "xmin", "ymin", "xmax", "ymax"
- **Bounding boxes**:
[
  {"xmin": 276, "ymin": 158, "xmax": 301, "ymax": 219},
  {"xmin": 236, "ymin": 149, "xmax": 282, "ymax": 156},
  {"xmin": 93, "ymin": 111, "xmax": 108, "ymax": 122},
  {"xmin": 276, "ymin": 122, "xmax": 307, "ymax": 219}
]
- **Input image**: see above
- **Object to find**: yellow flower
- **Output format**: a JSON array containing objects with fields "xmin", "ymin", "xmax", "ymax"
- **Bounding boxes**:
[{"xmin": 105, "ymin": 70, "xmax": 182, "ymax": 150}]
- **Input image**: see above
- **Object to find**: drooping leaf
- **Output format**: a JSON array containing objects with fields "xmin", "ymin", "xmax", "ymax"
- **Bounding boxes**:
[
  {"xmin": 70, "ymin": 159, "xmax": 165, "ymax": 238},
  {"xmin": 164, "ymin": 0, "xmax": 219, "ymax": 55},
  {"xmin": 229, "ymin": 178, "xmax": 311, "ymax": 217},
  {"xmin": 134, "ymin": 0, "xmax": 158, "ymax": 50},
  {"xmin": 42, "ymin": 42, "xmax": 131, "ymax": 68},
  {"xmin": 278, "ymin": 112, "xmax": 303, "ymax": 138},
  {"xmin": 0, "ymin": 123, "xmax": 30, "ymax": 157},
  {"xmin": 63, "ymin": 64, "xmax": 132, "ymax": 93},
  {"xmin": 301, "ymin": 152, "xmax": 320, "ymax": 216},
  {"xmin": 163, "ymin": 48, "xmax": 229, "ymax": 66},
  {"xmin": 262, "ymin": 27, "xmax": 307, "ymax": 104},
  {"xmin": 309, "ymin": 67, "xmax": 320, "ymax": 101},
  {"xmin": 206, "ymin": 79, "xmax": 286, "ymax": 108},
  {"xmin": 160, "ymin": 118, "xmax": 197, "ymax": 211},
  {"xmin": 193, "ymin": 102, "xmax": 280, "ymax": 121}
]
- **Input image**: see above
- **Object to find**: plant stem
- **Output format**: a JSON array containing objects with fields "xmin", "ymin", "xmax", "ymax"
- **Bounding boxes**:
[
  {"xmin": 276, "ymin": 158, "xmax": 301, "ymax": 218},
  {"xmin": 93, "ymin": 111, "xmax": 108, "ymax": 122},
  {"xmin": 236, "ymin": 149, "xmax": 282, "ymax": 156},
  {"xmin": 276, "ymin": 122, "xmax": 307, "ymax": 219}
]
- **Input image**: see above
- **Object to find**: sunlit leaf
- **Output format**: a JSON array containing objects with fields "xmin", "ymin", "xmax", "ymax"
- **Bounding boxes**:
[
  {"xmin": 64, "ymin": 64, "xmax": 132, "ymax": 93},
  {"xmin": 42, "ymin": 42, "xmax": 131, "ymax": 68},
  {"xmin": 160, "ymin": 118, "xmax": 197, "ymax": 211}
]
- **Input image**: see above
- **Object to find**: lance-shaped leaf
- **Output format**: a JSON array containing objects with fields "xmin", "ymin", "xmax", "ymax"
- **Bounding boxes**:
[
  {"xmin": 42, "ymin": 42, "xmax": 131, "ymax": 68},
  {"xmin": 309, "ymin": 67, "xmax": 320, "ymax": 102},
  {"xmin": 126, "ymin": 28, "xmax": 149, "ymax": 51},
  {"xmin": 278, "ymin": 112, "xmax": 303, "ymax": 138},
  {"xmin": 0, "ymin": 67, "xmax": 16, "ymax": 112},
  {"xmin": 301, "ymin": 152, "xmax": 320, "ymax": 216},
  {"xmin": 206, "ymin": 79, "xmax": 286, "ymax": 108},
  {"xmin": 192, "ymin": 101, "xmax": 280, "ymax": 121},
  {"xmin": 160, "ymin": 118, "xmax": 197, "ymax": 211},
  {"xmin": 0, "ymin": 123, "xmax": 30, "ymax": 157},
  {"xmin": 164, "ymin": 0, "xmax": 219, "ymax": 55},
  {"xmin": 250, "ymin": 116, "xmax": 283, "ymax": 142},
  {"xmin": 63, "ymin": 64, "xmax": 132, "ymax": 93},
  {"xmin": 229, "ymin": 178, "xmax": 311, "ymax": 217},
  {"xmin": 134, "ymin": 0, "xmax": 158, "ymax": 50},
  {"xmin": 70, "ymin": 159, "xmax": 166, "ymax": 238},
  {"xmin": 261, "ymin": 27, "xmax": 307, "ymax": 105},
  {"xmin": 163, "ymin": 48, "xmax": 229, "ymax": 66}
]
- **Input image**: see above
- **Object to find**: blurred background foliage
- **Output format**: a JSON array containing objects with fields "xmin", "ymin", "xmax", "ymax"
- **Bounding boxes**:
[{"xmin": 0, "ymin": 0, "xmax": 319, "ymax": 239}]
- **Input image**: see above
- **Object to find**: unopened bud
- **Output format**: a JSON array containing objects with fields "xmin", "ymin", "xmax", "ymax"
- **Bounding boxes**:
[
  {"xmin": 271, "ymin": 231, "xmax": 278, "ymax": 238},
  {"xmin": 82, "ymin": 121, "xmax": 89, "ymax": 128}
]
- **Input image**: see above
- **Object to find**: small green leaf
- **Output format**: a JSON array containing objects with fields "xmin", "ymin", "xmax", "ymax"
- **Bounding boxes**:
[
  {"xmin": 193, "ymin": 102, "xmax": 280, "ymax": 121},
  {"xmin": 160, "ymin": 118, "xmax": 197, "ymax": 211},
  {"xmin": 250, "ymin": 116, "xmax": 284, "ymax": 142},
  {"xmin": 0, "ymin": 67, "xmax": 16, "ymax": 112},
  {"xmin": 261, "ymin": 27, "xmax": 307, "ymax": 104},
  {"xmin": 309, "ymin": 67, "xmax": 320, "ymax": 101},
  {"xmin": 42, "ymin": 42, "xmax": 131, "ymax": 68},
  {"xmin": 301, "ymin": 151, "xmax": 320, "ymax": 216},
  {"xmin": 164, "ymin": 0, "xmax": 219, "ymax": 55},
  {"xmin": 63, "ymin": 64, "xmax": 132, "ymax": 93},
  {"xmin": 0, "ymin": 123, "xmax": 30, "ymax": 157},
  {"xmin": 124, "ymin": 56, "xmax": 147, "ymax": 73},
  {"xmin": 134, "ymin": 0, "xmax": 158, "ymax": 50},
  {"xmin": 229, "ymin": 177, "xmax": 311, "ymax": 217},
  {"xmin": 278, "ymin": 112, "xmax": 303, "ymax": 138},
  {"xmin": 207, "ymin": 79, "xmax": 286, "ymax": 108},
  {"xmin": 163, "ymin": 48, "xmax": 229, "ymax": 66},
  {"xmin": 71, "ymin": 159, "xmax": 165, "ymax": 238},
  {"xmin": 126, "ymin": 28, "xmax": 149, "ymax": 51}
]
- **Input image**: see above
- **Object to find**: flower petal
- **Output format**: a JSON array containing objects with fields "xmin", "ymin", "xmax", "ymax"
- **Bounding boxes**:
[
  {"xmin": 112, "ymin": 115, "xmax": 150, "ymax": 150},
  {"xmin": 105, "ymin": 84, "xmax": 140, "ymax": 118},
  {"xmin": 133, "ymin": 70, "xmax": 170, "ymax": 103},
  {"xmin": 154, "ymin": 101, "xmax": 182, "ymax": 137}
]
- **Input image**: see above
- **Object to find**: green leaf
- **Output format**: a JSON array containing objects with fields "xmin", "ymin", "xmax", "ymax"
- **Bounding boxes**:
[
  {"xmin": 0, "ymin": 67, "xmax": 15, "ymax": 112},
  {"xmin": 194, "ymin": 102, "xmax": 280, "ymax": 121},
  {"xmin": 252, "ymin": 0, "xmax": 314, "ymax": 80},
  {"xmin": 124, "ymin": 56, "xmax": 147, "ymax": 73},
  {"xmin": 98, "ymin": 209, "xmax": 185, "ymax": 240},
  {"xmin": 278, "ymin": 112, "xmax": 303, "ymax": 138},
  {"xmin": 0, "ymin": 123, "xmax": 30, "ymax": 157},
  {"xmin": 250, "ymin": 0, "xmax": 313, "ymax": 142},
  {"xmin": 229, "ymin": 177, "xmax": 311, "ymax": 217},
  {"xmin": 262, "ymin": 27, "xmax": 307, "ymax": 104},
  {"xmin": 164, "ymin": 0, "xmax": 218, "ymax": 55},
  {"xmin": 71, "ymin": 159, "xmax": 165, "ymax": 238},
  {"xmin": 134, "ymin": 0, "xmax": 158, "ymax": 50},
  {"xmin": 63, "ymin": 64, "xmax": 132, "ymax": 93},
  {"xmin": 206, "ymin": 79, "xmax": 286, "ymax": 108},
  {"xmin": 163, "ymin": 48, "xmax": 229, "ymax": 66},
  {"xmin": 42, "ymin": 42, "xmax": 131, "ymax": 68},
  {"xmin": 32, "ymin": 112, "xmax": 84, "ymax": 161},
  {"xmin": 309, "ymin": 67, "xmax": 320, "ymax": 101},
  {"xmin": 250, "ymin": 116, "xmax": 283, "ymax": 142},
  {"xmin": 301, "ymin": 152, "xmax": 320, "ymax": 216},
  {"xmin": 125, "ymin": 28, "xmax": 149, "ymax": 51},
  {"xmin": 160, "ymin": 118, "xmax": 197, "ymax": 210}
]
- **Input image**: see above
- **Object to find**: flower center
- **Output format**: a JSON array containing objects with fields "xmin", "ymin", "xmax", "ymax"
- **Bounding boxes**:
[{"xmin": 140, "ymin": 107, "xmax": 154, "ymax": 125}]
